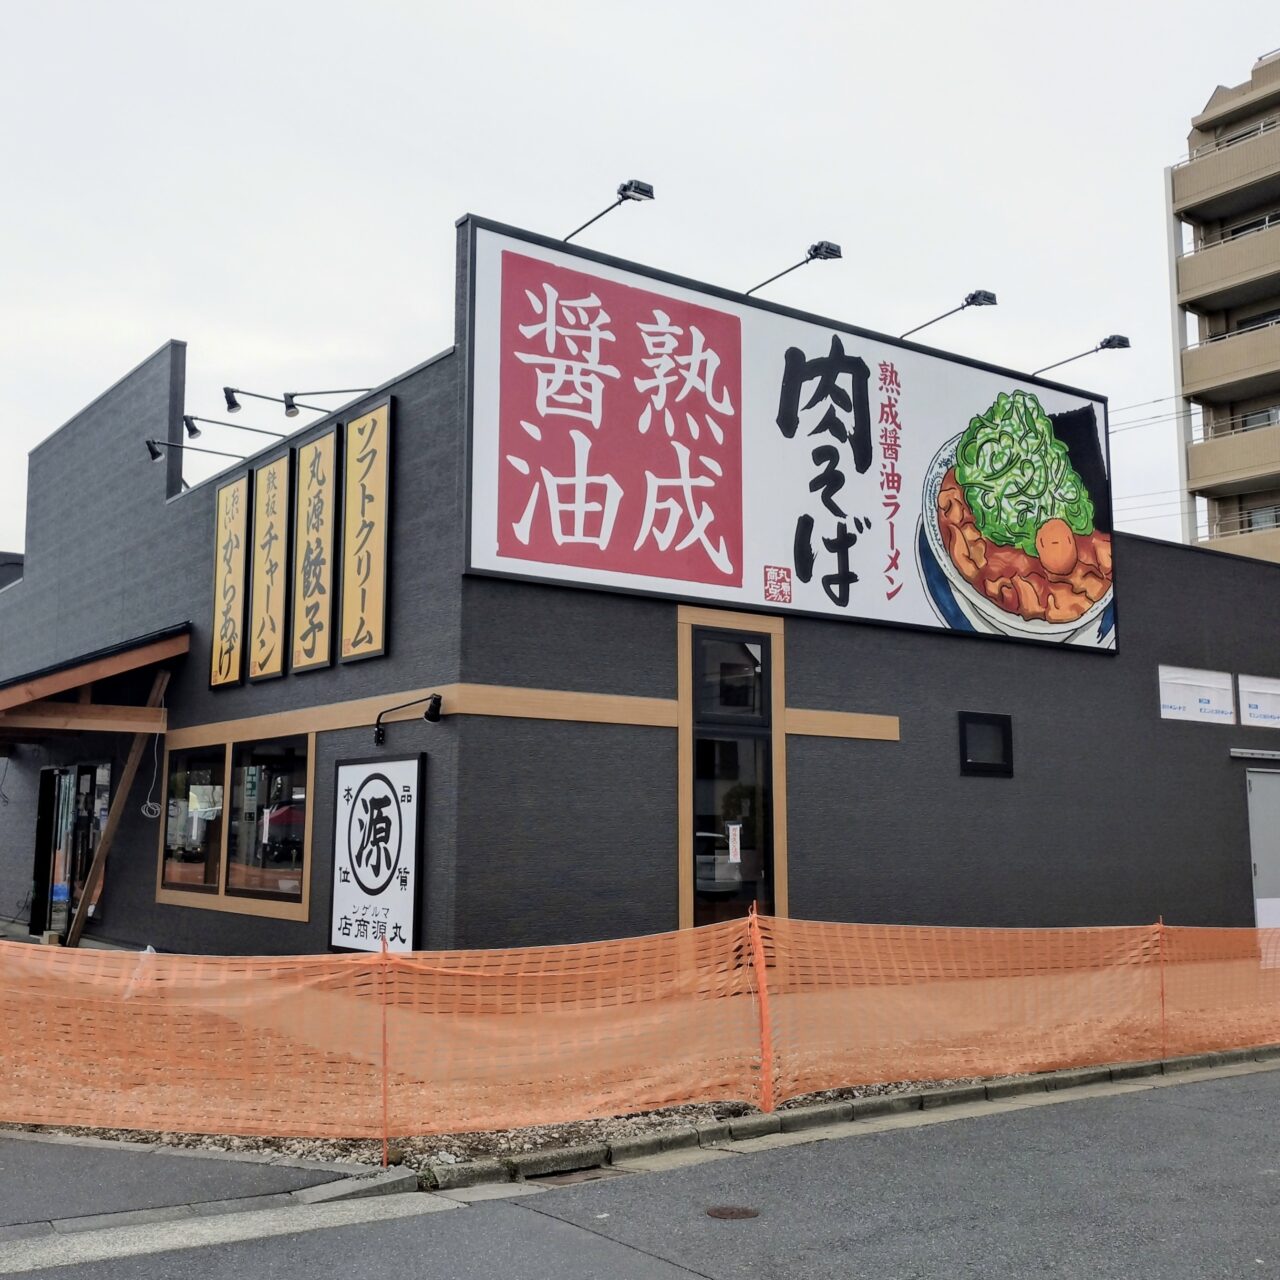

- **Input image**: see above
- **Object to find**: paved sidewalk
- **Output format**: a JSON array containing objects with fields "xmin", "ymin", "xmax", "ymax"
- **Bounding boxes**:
[{"xmin": 0, "ymin": 1135, "xmax": 345, "ymax": 1236}]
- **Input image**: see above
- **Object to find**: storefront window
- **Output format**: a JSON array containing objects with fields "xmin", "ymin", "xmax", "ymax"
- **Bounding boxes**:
[
  {"xmin": 162, "ymin": 748, "xmax": 225, "ymax": 890},
  {"xmin": 692, "ymin": 629, "xmax": 774, "ymax": 926},
  {"xmin": 228, "ymin": 735, "xmax": 307, "ymax": 900},
  {"xmin": 696, "ymin": 632, "xmax": 769, "ymax": 723}
]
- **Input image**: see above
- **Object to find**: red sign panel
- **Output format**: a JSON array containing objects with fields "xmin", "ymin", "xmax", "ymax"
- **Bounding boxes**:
[{"xmin": 497, "ymin": 251, "xmax": 743, "ymax": 587}]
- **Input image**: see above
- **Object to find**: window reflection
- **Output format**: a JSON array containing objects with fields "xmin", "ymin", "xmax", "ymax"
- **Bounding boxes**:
[
  {"xmin": 162, "ymin": 749, "xmax": 225, "ymax": 891},
  {"xmin": 228, "ymin": 736, "xmax": 307, "ymax": 900},
  {"xmin": 696, "ymin": 635, "xmax": 766, "ymax": 722}
]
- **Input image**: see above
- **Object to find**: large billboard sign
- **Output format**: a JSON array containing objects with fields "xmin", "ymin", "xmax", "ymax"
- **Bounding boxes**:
[{"xmin": 465, "ymin": 221, "xmax": 1116, "ymax": 650}]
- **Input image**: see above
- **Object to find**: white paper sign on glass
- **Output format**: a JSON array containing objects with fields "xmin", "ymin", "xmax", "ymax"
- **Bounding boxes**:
[
  {"xmin": 331, "ymin": 755, "xmax": 423, "ymax": 952},
  {"xmin": 465, "ymin": 222, "xmax": 1116, "ymax": 651},
  {"xmin": 1158, "ymin": 666, "xmax": 1236, "ymax": 724},
  {"xmin": 1239, "ymin": 674, "xmax": 1280, "ymax": 729}
]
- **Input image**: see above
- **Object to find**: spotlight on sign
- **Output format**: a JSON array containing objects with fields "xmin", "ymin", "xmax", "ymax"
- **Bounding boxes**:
[
  {"xmin": 281, "ymin": 389, "xmax": 372, "ymax": 419},
  {"xmin": 1033, "ymin": 334, "xmax": 1132, "ymax": 377},
  {"xmin": 745, "ymin": 241, "xmax": 843, "ymax": 297},
  {"xmin": 900, "ymin": 289, "xmax": 999, "ymax": 340},
  {"xmin": 563, "ymin": 179, "xmax": 656, "ymax": 243},
  {"xmin": 373, "ymin": 693, "xmax": 444, "ymax": 745}
]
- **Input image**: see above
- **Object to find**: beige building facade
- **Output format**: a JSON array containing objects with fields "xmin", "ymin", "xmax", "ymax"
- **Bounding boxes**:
[{"xmin": 1167, "ymin": 50, "xmax": 1280, "ymax": 561}]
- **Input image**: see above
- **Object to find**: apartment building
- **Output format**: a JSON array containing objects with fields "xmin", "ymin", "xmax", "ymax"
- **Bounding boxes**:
[{"xmin": 1168, "ymin": 50, "xmax": 1280, "ymax": 560}]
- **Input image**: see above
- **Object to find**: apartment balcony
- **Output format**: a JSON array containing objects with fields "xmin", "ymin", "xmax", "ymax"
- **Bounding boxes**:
[
  {"xmin": 1198, "ymin": 513, "xmax": 1280, "ymax": 563},
  {"xmin": 1171, "ymin": 117, "xmax": 1280, "ymax": 221},
  {"xmin": 1187, "ymin": 420, "xmax": 1280, "ymax": 496},
  {"xmin": 1181, "ymin": 317, "xmax": 1280, "ymax": 402},
  {"xmin": 1177, "ymin": 218, "xmax": 1280, "ymax": 311}
]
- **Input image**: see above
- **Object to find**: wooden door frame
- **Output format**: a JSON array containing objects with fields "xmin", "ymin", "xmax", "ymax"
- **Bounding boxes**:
[{"xmin": 677, "ymin": 606, "xmax": 787, "ymax": 929}]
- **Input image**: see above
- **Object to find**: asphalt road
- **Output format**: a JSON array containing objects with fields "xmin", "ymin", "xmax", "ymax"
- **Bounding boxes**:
[
  {"xmin": 8, "ymin": 1068, "xmax": 1280, "ymax": 1278},
  {"xmin": 0, "ymin": 1139, "xmax": 338, "ymax": 1229}
]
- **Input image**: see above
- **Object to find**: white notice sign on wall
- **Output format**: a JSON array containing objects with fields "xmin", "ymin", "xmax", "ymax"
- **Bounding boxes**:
[
  {"xmin": 1239, "ymin": 674, "xmax": 1280, "ymax": 729},
  {"xmin": 1158, "ymin": 666, "xmax": 1235, "ymax": 724},
  {"xmin": 330, "ymin": 755, "xmax": 424, "ymax": 952}
]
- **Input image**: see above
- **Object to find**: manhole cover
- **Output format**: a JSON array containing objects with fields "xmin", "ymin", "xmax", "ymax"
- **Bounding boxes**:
[{"xmin": 706, "ymin": 1206, "xmax": 760, "ymax": 1220}]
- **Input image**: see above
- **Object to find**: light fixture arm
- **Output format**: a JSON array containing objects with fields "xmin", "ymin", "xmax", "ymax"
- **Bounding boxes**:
[
  {"xmin": 564, "ymin": 196, "xmax": 624, "ymax": 244},
  {"xmin": 563, "ymin": 180, "xmax": 654, "ymax": 243},
  {"xmin": 745, "ymin": 257, "xmax": 810, "ymax": 297},
  {"xmin": 225, "ymin": 388, "xmax": 330, "ymax": 414},
  {"xmin": 373, "ymin": 693, "xmax": 443, "ymax": 745},
  {"xmin": 187, "ymin": 415, "xmax": 286, "ymax": 440},
  {"xmin": 899, "ymin": 303, "xmax": 965, "ymax": 340},
  {"xmin": 284, "ymin": 389, "xmax": 372, "ymax": 398},
  {"xmin": 1032, "ymin": 347, "xmax": 1098, "ymax": 377},
  {"xmin": 146, "ymin": 440, "xmax": 244, "ymax": 461},
  {"xmin": 1033, "ymin": 335, "xmax": 1129, "ymax": 378}
]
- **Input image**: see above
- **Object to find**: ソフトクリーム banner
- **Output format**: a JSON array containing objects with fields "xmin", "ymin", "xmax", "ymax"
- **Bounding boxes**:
[{"xmin": 465, "ymin": 223, "xmax": 1116, "ymax": 650}]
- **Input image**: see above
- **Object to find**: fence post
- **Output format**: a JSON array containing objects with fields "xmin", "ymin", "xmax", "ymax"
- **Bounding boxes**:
[
  {"xmin": 747, "ymin": 905, "xmax": 775, "ymax": 1113},
  {"xmin": 1157, "ymin": 916, "xmax": 1168, "ymax": 1062},
  {"xmin": 380, "ymin": 939, "xmax": 390, "ymax": 1169}
]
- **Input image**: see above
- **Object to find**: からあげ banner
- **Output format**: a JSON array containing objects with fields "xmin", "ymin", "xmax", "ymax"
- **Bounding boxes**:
[
  {"xmin": 211, "ymin": 474, "xmax": 250, "ymax": 687},
  {"xmin": 292, "ymin": 427, "xmax": 338, "ymax": 672},
  {"xmin": 249, "ymin": 453, "xmax": 290, "ymax": 681},
  {"xmin": 341, "ymin": 404, "xmax": 391, "ymax": 662},
  {"xmin": 466, "ymin": 224, "xmax": 1117, "ymax": 650}
]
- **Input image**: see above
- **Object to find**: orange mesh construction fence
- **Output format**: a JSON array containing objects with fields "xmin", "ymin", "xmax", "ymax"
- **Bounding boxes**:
[{"xmin": 3, "ymin": 915, "xmax": 1280, "ymax": 1139}]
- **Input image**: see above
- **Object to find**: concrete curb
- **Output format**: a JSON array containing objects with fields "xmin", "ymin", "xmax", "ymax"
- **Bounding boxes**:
[{"xmin": 418, "ymin": 1042, "xmax": 1280, "ymax": 1190}]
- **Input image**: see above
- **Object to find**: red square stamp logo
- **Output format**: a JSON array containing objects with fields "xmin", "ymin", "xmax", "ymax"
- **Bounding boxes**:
[{"xmin": 763, "ymin": 565, "xmax": 792, "ymax": 604}]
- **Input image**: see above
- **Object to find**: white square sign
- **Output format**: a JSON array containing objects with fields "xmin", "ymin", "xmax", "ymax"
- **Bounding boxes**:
[
  {"xmin": 1157, "ymin": 665, "xmax": 1235, "ymax": 724},
  {"xmin": 1240, "ymin": 674, "xmax": 1280, "ymax": 729},
  {"xmin": 331, "ymin": 755, "xmax": 423, "ymax": 952}
]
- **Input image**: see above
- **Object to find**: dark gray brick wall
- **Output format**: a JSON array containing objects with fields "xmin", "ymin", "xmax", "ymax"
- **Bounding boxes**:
[{"xmin": 454, "ymin": 716, "xmax": 676, "ymax": 947}]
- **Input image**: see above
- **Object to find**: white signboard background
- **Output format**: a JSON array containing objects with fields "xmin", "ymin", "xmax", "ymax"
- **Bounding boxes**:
[
  {"xmin": 1240, "ymin": 674, "xmax": 1280, "ymax": 729},
  {"xmin": 331, "ymin": 755, "xmax": 423, "ymax": 952},
  {"xmin": 1158, "ymin": 665, "xmax": 1236, "ymax": 724},
  {"xmin": 467, "ymin": 225, "xmax": 1114, "ymax": 650}
]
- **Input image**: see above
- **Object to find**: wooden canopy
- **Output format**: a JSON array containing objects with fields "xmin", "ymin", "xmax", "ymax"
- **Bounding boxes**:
[{"xmin": 0, "ymin": 625, "xmax": 189, "ymax": 742}]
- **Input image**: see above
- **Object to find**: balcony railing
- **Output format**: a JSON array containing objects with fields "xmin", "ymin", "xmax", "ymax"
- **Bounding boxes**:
[
  {"xmin": 1175, "ymin": 115, "xmax": 1280, "ymax": 167},
  {"xmin": 1180, "ymin": 209, "xmax": 1280, "ymax": 255},
  {"xmin": 1184, "ymin": 311, "xmax": 1280, "ymax": 350},
  {"xmin": 1189, "ymin": 404, "xmax": 1280, "ymax": 442},
  {"xmin": 1201, "ymin": 505, "xmax": 1280, "ymax": 539}
]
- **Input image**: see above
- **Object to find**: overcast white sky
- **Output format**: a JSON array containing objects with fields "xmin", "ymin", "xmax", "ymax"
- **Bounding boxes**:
[{"xmin": 1, "ymin": 0, "xmax": 1275, "ymax": 554}]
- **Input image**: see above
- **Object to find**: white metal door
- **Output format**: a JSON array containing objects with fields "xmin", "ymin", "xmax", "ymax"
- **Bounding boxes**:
[{"xmin": 1246, "ymin": 770, "xmax": 1280, "ymax": 926}]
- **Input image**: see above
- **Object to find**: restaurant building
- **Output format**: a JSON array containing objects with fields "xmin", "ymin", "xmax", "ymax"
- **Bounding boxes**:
[{"xmin": 2, "ymin": 218, "xmax": 1279, "ymax": 956}]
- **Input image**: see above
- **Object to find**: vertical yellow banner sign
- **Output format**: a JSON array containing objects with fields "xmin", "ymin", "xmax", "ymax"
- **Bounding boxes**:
[
  {"xmin": 211, "ymin": 474, "xmax": 250, "ymax": 688},
  {"xmin": 249, "ymin": 454, "xmax": 290, "ymax": 681},
  {"xmin": 341, "ymin": 403, "xmax": 391, "ymax": 661},
  {"xmin": 291, "ymin": 428, "xmax": 338, "ymax": 672}
]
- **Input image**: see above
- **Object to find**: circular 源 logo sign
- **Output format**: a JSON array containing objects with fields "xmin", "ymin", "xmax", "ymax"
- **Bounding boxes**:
[{"xmin": 346, "ymin": 773, "xmax": 403, "ymax": 895}]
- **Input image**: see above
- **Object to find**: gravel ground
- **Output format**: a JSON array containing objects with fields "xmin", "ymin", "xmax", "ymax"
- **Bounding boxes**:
[{"xmin": 0, "ymin": 1074, "xmax": 989, "ymax": 1178}]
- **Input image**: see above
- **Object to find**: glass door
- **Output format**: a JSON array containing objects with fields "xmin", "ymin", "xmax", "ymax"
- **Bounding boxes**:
[{"xmin": 691, "ymin": 629, "xmax": 774, "ymax": 926}]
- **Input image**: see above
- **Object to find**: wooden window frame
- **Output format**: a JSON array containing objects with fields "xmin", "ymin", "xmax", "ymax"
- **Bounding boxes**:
[
  {"xmin": 678, "ymin": 607, "xmax": 787, "ymax": 928},
  {"xmin": 155, "ymin": 732, "xmax": 315, "ymax": 921}
]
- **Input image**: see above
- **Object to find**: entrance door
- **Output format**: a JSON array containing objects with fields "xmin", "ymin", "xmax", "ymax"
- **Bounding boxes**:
[
  {"xmin": 1247, "ymin": 770, "xmax": 1280, "ymax": 926},
  {"xmin": 28, "ymin": 763, "xmax": 111, "ymax": 939},
  {"xmin": 691, "ymin": 628, "xmax": 774, "ymax": 926}
]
